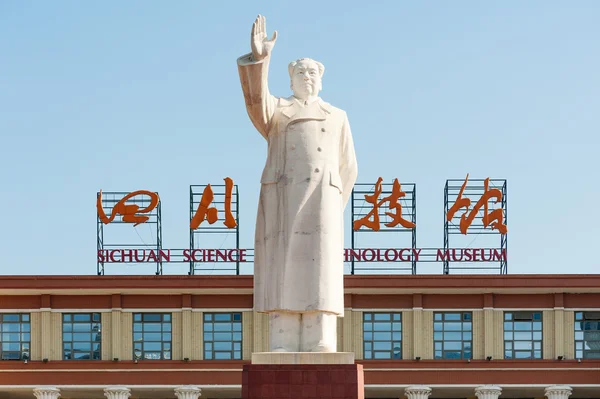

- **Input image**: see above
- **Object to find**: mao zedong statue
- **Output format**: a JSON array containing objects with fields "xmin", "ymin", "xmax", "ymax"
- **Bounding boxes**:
[{"xmin": 237, "ymin": 15, "xmax": 358, "ymax": 352}]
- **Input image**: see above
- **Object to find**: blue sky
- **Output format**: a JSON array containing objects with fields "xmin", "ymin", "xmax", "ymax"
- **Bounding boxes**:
[{"xmin": 0, "ymin": 1, "xmax": 598, "ymax": 275}]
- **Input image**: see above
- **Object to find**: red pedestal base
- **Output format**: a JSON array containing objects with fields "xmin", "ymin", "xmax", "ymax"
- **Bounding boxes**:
[{"xmin": 242, "ymin": 364, "xmax": 364, "ymax": 399}]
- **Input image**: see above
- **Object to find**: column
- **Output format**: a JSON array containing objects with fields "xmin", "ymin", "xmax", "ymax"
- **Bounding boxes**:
[
  {"xmin": 33, "ymin": 387, "xmax": 61, "ymax": 399},
  {"xmin": 40, "ymin": 310, "xmax": 52, "ymax": 360},
  {"xmin": 475, "ymin": 385, "xmax": 502, "ymax": 399},
  {"xmin": 483, "ymin": 308, "xmax": 494, "ymax": 357},
  {"xmin": 554, "ymin": 308, "xmax": 565, "ymax": 358},
  {"xmin": 111, "ymin": 310, "xmax": 122, "ymax": 360},
  {"xmin": 412, "ymin": 309, "xmax": 423, "ymax": 359},
  {"xmin": 242, "ymin": 311, "xmax": 253, "ymax": 360},
  {"xmin": 404, "ymin": 385, "xmax": 432, "ymax": 399},
  {"xmin": 104, "ymin": 386, "xmax": 131, "ymax": 399},
  {"xmin": 182, "ymin": 308, "xmax": 192, "ymax": 359},
  {"xmin": 174, "ymin": 385, "xmax": 202, "ymax": 399},
  {"xmin": 545, "ymin": 386, "xmax": 572, "ymax": 399}
]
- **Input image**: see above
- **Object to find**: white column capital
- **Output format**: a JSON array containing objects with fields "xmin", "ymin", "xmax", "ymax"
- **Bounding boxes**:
[
  {"xmin": 475, "ymin": 385, "xmax": 502, "ymax": 399},
  {"xmin": 545, "ymin": 385, "xmax": 572, "ymax": 399},
  {"xmin": 104, "ymin": 386, "xmax": 131, "ymax": 399},
  {"xmin": 174, "ymin": 385, "xmax": 202, "ymax": 399},
  {"xmin": 33, "ymin": 387, "xmax": 61, "ymax": 399},
  {"xmin": 404, "ymin": 385, "xmax": 432, "ymax": 399}
]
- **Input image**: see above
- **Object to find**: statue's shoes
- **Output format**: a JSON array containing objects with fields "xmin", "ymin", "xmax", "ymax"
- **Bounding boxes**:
[
  {"xmin": 272, "ymin": 347, "xmax": 288, "ymax": 352},
  {"xmin": 309, "ymin": 341, "xmax": 334, "ymax": 352}
]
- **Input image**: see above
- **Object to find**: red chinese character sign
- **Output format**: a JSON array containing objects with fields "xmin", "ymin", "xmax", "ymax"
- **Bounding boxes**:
[
  {"xmin": 351, "ymin": 178, "xmax": 417, "ymax": 275},
  {"xmin": 444, "ymin": 175, "xmax": 507, "ymax": 274},
  {"xmin": 189, "ymin": 178, "xmax": 240, "ymax": 275},
  {"xmin": 96, "ymin": 190, "xmax": 163, "ymax": 275}
]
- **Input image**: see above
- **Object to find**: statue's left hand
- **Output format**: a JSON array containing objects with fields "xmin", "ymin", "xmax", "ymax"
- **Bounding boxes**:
[{"xmin": 251, "ymin": 14, "xmax": 277, "ymax": 61}]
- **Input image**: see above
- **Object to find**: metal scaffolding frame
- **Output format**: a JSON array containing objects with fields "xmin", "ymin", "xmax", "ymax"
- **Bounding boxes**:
[
  {"xmin": 350, "ymin": 181, "xmax": 417, "ymax": 275},
  {"xmin": 189, "ymin": 183, "xmax": 240, "ymax": 275},
  {"xmin": 443, "ymin": 178, "xmax": 507, "ymax": 275},
  {"xmin": 96, "ymin": 191, "xmax": 162, "ymax": 275}
]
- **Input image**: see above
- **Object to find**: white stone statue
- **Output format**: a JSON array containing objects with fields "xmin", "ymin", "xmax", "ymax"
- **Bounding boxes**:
[{"xmin": 237, "ymin": 15, "xmax": 358, "ymax": 352}]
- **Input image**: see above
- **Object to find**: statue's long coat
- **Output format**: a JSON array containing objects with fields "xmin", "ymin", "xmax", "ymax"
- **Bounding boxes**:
[{"xmin": 237, "ymin": 53, "xmax": 358, "ymax": 316}]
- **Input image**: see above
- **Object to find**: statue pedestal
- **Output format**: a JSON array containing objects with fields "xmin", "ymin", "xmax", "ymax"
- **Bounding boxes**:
[
  {"xmin": 242, "ymin": 353, "xmax": 364, "ymax": 399},
  {"xmin": 252, "ymin": 352, "xmax": 355, "ymax": 364}
]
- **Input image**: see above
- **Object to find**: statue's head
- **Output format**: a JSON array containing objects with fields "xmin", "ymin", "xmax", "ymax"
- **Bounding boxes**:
[{"xmin": 288, "ymin": 58, "xmax": 324, "ymax": 100}]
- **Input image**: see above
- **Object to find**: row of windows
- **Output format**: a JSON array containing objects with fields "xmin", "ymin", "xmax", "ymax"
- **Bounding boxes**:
[
  {"xmin": 362, "ymin": 311, "xmax": 600, "ymax": 360},
  {"xmin": 1, "ymin": 311, "xmax": 599, "ymax": 361},
  {"xmin": 0, "ymin": 312, "xmax": 242, "ymax": 361}
]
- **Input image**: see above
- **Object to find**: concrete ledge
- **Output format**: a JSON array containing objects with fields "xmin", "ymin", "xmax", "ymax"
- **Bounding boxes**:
[{"xmin": 251, "ymin": 352, "xmax": 355, "ymax": 364}]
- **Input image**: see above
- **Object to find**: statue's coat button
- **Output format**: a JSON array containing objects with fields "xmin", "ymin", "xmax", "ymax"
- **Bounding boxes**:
[
  {"xmin": 314, "ymin": 168, "xmax": 320, "ymax": 173},
  {"xmin": 321, "ymin": 127, "xmax": 326, "ymax": 132},
  {"xmin": 317, "ymin": 147, "xmax": 322, "ymax": 152}
]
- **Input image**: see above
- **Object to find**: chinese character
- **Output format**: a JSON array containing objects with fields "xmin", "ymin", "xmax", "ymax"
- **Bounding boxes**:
[
  {"xmin": 353, "ymin": 177, "xmax": 416, "ymax": 231},
  {"xmin": 190, "ymin": 177, "xmax": 237, "ymax": 230},
  {"xmin": 446, "ymin": 174, "xmax": 507, "ymax": 234},
  {"xmin": 97, "ymin": 190, "xmax": 159, "ymax": 226}
]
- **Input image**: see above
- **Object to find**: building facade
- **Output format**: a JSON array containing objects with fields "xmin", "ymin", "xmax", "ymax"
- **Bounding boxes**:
[{"xmin": 0, "ymin": 274, "xmax": 598, "ymax": 398}]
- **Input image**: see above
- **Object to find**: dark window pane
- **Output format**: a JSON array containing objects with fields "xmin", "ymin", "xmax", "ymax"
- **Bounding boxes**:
[
  {"xmin": 143, "ymin": 314, "xmax": 162, "ymax": 322},
  {"xmin": 74, "ymin": 314, "xmax": 91, "ymax": 322}
]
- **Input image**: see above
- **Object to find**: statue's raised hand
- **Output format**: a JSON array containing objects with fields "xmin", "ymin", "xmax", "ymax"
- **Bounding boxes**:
[{"xmin": 251, "ymin": 15, "xmax": 277, "ymax": 61}]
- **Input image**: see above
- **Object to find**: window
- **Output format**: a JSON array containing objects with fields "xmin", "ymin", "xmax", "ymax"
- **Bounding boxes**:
[
  {"xmin": 575, "ymin": 311, "xmax": 600, "ymax": 359},
  {"xmin": 434, "ymin": 312, "xmax": 472, "ymax": 359},
  {"xmin": 203, "ymin": 313, "xmax": 242, "ymax": 360},
  {"xmin": 503, "ymin": 311, "xmax": 542, "ymax": 359},
  {"xmin": 63, "ymin": 313, "xmax": 102, "ymax": 360},
  {"xmin": 0, "ymin": 314, "xmax": 30, "ymax": 360},
  {"xmin": 133, "ymin": 313, "xmax": 171, "ymax": 360},
  {"xmin": 363, "ymin": 312, "xmax": 402, "ymax": 359}
]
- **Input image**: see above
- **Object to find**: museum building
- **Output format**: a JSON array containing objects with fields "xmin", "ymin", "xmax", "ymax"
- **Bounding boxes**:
[{"xmin": 0, "ymin": 274, "xmax": 598, "ymax": 399}]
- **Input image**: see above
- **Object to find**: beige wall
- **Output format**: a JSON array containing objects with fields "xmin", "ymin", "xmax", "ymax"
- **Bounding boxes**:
[
  {"xmin": 422, "ymin": 311, "xmax": 434, "ymax": 359},
  {"xmin": 402, "ymin": 310, "xmax": 413, "ymax": 360},
  {"xmin": 40, "ymin": 310, "xmax": 51, "ymax": 360},
  {"xmin": 472, "ymin": 310, "xmax": 484, "ymax": 360},
  {"xmin": 337, "ymin": 316, "xmax": 343, "ymax": 352},
  {"xmin": 352, "ymin": 310, "xmax": 364, "ymax": 359},
  {"xmin": 111, "ymin": 310, "xmax": 121, "ymax": 359},
  {"xmin": 543, "ymin": 310, "xmax": 555, "ymax": 359},
  {"xmin": 171, "ymin": 312, "xmax": 182, "ymax": 360},
  {"xmin": 101, "ymin": 312, "xmax": 112, "ymax": 361},
  {"xmin": 191, "ymin": 311, "xmax": 203, "ymax": 360},
  {"xmin": 492, "ymin": 310, "xmax": 504, "ymax": 359},
  {"xmin": 342, "ymin": 309, "xmax": 354, "ymax": 353},
  {"xmin": 121, "ymin": 312, "xmax": 133, "ymax": 360},
  {"xmin": 252, "ymin": 312, "xmax": 269, "ymax": 353},
  {"xmin": 50, "ymin": 313, "xmax": 62, "ymax": 361},
  {"xmin": 30, "ymin": 312, "xmax": 42, "ymax": 361},
  {"xmin": 242, "ymin": 311, "xmax": 253, "ymax": 360},
  {"xmin": 564, "ymin": 310, "xmax": 575, "ymax": 359},
  {"xmin": 554, "ymin": 308, "xmax": 565, "ymax": 358},
  {"xmin": 412, "ymin": 309, "xmax": 423, "ymax": 359},
  {"xmin": 181, "ymin": 309, "xmax": 192, "ymax": 359}
]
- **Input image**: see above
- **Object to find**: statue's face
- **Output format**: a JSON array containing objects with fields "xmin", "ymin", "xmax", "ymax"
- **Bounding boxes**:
[{"xmin": 291, "ymin": 60, "xmax": 321, "ymax": 99}]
